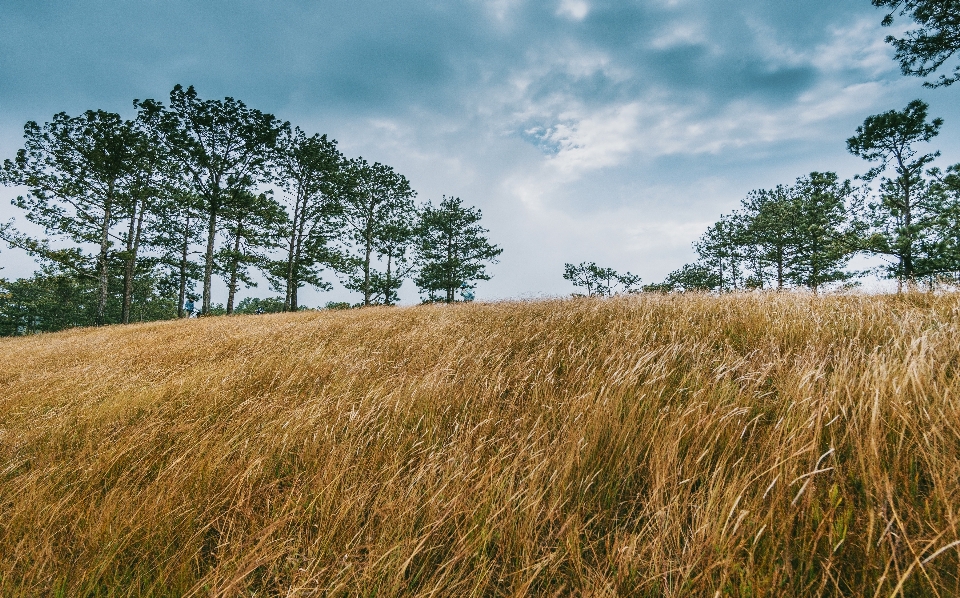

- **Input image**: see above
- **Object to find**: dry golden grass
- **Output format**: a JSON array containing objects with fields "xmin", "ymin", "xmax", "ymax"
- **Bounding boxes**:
[{"xmin": 1, "ymin": 293, "xmax": 959, "ymax": 596}]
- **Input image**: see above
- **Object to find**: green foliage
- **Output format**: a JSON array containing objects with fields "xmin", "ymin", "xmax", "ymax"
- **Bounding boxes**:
[
  {"xmin": 0, "ymin": 264, "xmax": 176, "ymax": 335},
  {"xmin": 268, "ymin": 128, "xmax": 342, "ymax": 311},
  {"xmin": 645, "ymin": 263, "xmax": 720, "ymax": 292},
  {"xmin": 324, "ymin": 301, "xmax": 353, "ymax": 310},
  {"xmin": 694, "ymin": 214, "xmax": 746, "ymax": 291},
  {"xmin": 648, "ymin": 172, "xmax": 861, "ymax": 293},
  {"xmin": 923, "ymin": 164, "xmax": 960, "ymax": 282},
  {"xmin": 335, "ymin": 159, "xmax": 418, "ymax": 306},
  {"xmin": 1, "ymin": 110, "xmax": 149, "ymax": 324},
  {"xmin": 214, "ymin": 189, "xmax": 287, "ymax": 314},
  {"xmin": 741, "ymin": 185, "xmax": 798, "ymax": 289},
  {"xmin": 874, "ymin": 0, "xmax": 960, "ymax": 87},
  {"xmin": 563, "ymin": 262, "xmax": 641, "ymax": 296},
  {"xmin": 1, "ymin": 86, "xmax": 506, "ymax": 333},
  {"xmin": 846, "ymin": 100, "xmax": 942, "ymax": 180},
  {"xmin": 234, "ymin": 296, "xmax": 286, "ymax": 314},
  {"xmin": 0, "ymin": 270, "xmax": 96, "ymax": 335},
  {"xmin": 786, "ymin": 173, "xmax": 861, "ymax": 290},
  {"xmin": 136, "ymin": 85, "xmax": 285, "ymax": 315},
  {"xmin": 848, "ymin": 100, "xmax": 946, "ymax": 283},
  {"xmin": 415, "ymin": 196, "xmax": 502, "ymax": 303}
]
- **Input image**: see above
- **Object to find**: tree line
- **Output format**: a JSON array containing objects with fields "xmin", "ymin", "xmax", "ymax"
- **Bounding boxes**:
[
  {"xmin": 0, "ymin": 85, "xmax": 501, "ymax": 336},
  {"xmin": 568, "ymin": 100, "xmax": 960, "ymax": 296}
]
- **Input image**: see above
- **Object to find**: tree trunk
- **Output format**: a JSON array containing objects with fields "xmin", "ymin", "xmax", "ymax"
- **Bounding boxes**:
[
  {"xmin": 226, "ymin": 220, "xmax": 243, "ymax": 314},
  {"xmin": 895, "ymin": 154, "xmax": 914, "ymax": 286},
  {"xmin": 902, "ymin": 183, "xmax": 914, "ymax": 284},
  {"xmin": 446, "ymin": 233, "xmax": 454, "ymax": 303},
  {"xmin": 202, "ymin": 197, "xmax": 218, "ymax": 316},
  {"xmin": 363, "ymin": 240, "xmax": 372, "ymax": 306},
  {"xmin": 284, "ymin": 193, "xmax": 302, "ymax": 312},
  {"xmin": 121, "ymin": 197, "xmax": 146, "ymax": 324},
  {"xmin": 719, "ymin": 258, "xmax": 724, "ymax": 293},
  {"xmin": 121, "ymin": 203, "xmax": 137, "ymax": 325},
  {"xmin": 177, "ymin": 214, "xmax": 190, "ymax": 318},
  {"xmin": 291, "ymin": 196, "xmax": 309, "ymax": 311},
  {"xmin": 96, "ymin": 182, "xmax": 114, "ymax": 326},
  {"xmin": 776, "ymin": 246, "xmax": 784, "ymax": 290},
  {"xmin": 385, "ymin": 251, "xmax": 394, "ymax": 305}
]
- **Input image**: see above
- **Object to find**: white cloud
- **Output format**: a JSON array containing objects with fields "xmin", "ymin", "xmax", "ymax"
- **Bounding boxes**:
[
  {"xmin": 470, "ymin": 15, "xmax": 914, "ymax": 188},
  {"xmin": 556, "ymin": 0, "xmax": 589, "ymax": 21},
  {"xmin": 649, "ymin": 21, "xmax": 709, "ymax": 50}
]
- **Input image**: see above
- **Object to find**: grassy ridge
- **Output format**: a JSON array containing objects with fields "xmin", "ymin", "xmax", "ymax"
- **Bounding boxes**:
[{"xmin": 1, "ymin": 294, "xmax": 959, "ymax": 596}]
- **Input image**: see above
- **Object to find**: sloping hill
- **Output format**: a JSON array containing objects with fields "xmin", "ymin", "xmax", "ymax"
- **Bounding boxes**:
[{"xmin": 1, "ymin": 294, "xmax": 959, "ymax": 596}]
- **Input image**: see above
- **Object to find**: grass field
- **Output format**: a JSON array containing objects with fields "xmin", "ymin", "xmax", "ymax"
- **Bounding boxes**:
[{"xmin": 1, "ymin": 293, "xmax": 959, "ymax": 596}]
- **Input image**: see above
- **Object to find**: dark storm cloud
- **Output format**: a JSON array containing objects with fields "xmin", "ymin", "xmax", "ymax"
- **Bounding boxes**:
[
  {"xmin": 0, "ymin": 0, "xmax": 487, "ymax": 116},
  {"xmin": 0, "ymin": 0, "xmax": 872, "ymax": 121}
]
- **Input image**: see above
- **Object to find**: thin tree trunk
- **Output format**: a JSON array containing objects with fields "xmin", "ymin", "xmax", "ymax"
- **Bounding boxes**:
[
  {"xmin": 121, "ymin": 202, "xmax": 137, "ymax": 325},
  {"xmin": 291, "ymin": 197, "xmax": 310, "ymax": 311},
  {"xmin": 226, "ymin": 220, "xmax": 243, "ymax": 314},
  {"xmin": 363, "ymin": 239, "xmax": 373, "ymax": 306},
  {"xmin": 96, "ymin": 182, "xmax": 115, "ymax": 326},
  {"xmin": 719, "ymin": 258, "xmax": 724, "ymax": 293},
  {"xmin": 178, "ymin": 214, "xmax": 190, "ymax": 318},
  {"xmin": 896, "ymin": 154, "xmax": 914, "ymax": 286},
  {"xmin": 122, "ymin": 196, "xmax": 146, "ymax": 324},
  {"xmin": 202, "ymin": 198, "xmax": 218, "ymax": 316},
  {"xmin": 285, "ymin": 193, "xmax": 302, "ymax": 312},
  {"xmin": 385, "ymin": 251, "xmax": 394, "ymax": 305},
  {"xmin": 903, "ymin": 194, "xmax": 914, "ymax": 284},
  {"xmin": 446, "ymin": 234, "xmax": 454, "ymax": 303},
  {"xmin": 777, "ymin": 247, "xmax": 784, "ymax": 290}
]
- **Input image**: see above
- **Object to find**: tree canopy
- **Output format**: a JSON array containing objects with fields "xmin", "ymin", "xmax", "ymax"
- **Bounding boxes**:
[{"xmin": 874, "ymin": 0, "xmax": 960, "ymax": 87}]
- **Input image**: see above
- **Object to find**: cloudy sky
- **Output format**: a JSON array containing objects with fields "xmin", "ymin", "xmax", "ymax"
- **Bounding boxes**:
[{"xmin": 2, "ymin": 0, "xmax": 958, "ymax": 303}]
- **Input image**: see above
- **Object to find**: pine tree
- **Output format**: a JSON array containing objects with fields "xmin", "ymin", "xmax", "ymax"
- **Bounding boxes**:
[
  {"xmin": 695, "ymin": 214, "xmax": 746, "ymax": 291},
  {"xmin": 216, "ymin": 189, "xmax": 286, "ymax": 314},
  {"xmin": 335, "ymin": 159, "xmax": 417, "ymax": 305},
  {"xmin": 873, "ymin": 0, "xmax": 960, "ymax": 87},
  {"xmin": 563, "ymin": 262, "xmax": 640, "ymax": 296},
  {"xmin": 847, "ymin": 100, "xmax": 943, "ymax": 286},
  {"xmin": 270, "ymin": 128, "xmax": 341, "ymax": 311},
  {"xmin": 415, "ymin": 196, "xmax": 502, "ymax": 303},
  {"xmin": 1, "ymin": 110, "xmax": 144, "ymax": 324},
  {"xmin": 787, "ymin": 173, "xmax": 859, "ymax": 292},
  {"xmin": 741, "ymin": 186, "xmax": 799, "ymax": 290}
]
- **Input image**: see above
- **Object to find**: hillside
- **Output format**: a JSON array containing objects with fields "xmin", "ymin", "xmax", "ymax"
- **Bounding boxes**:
[{"xmin": 1, "ymin": 294, "xmax": 959, "ymax": 596}]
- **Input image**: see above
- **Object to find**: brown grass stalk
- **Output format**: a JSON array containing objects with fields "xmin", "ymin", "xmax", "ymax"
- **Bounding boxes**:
[{"xmin": 1, "ymin": 292, "xmax": 959, "ymax": 596}]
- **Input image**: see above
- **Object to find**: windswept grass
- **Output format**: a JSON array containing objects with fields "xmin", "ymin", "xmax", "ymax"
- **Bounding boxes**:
[{"xmin": 1, "ymin": 293, "xmax": 959, "ymax": 596}]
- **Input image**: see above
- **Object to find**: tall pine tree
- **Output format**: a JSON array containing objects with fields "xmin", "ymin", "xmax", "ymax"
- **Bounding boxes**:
[{"xmin": 415, "ymin": 196, "xmax": 502, "ymax": 303}]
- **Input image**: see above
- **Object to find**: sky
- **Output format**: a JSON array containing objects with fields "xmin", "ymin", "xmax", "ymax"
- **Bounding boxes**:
[{"xmin": 1, "ymin": 0, "xmax": 959, "ymax": 304}]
